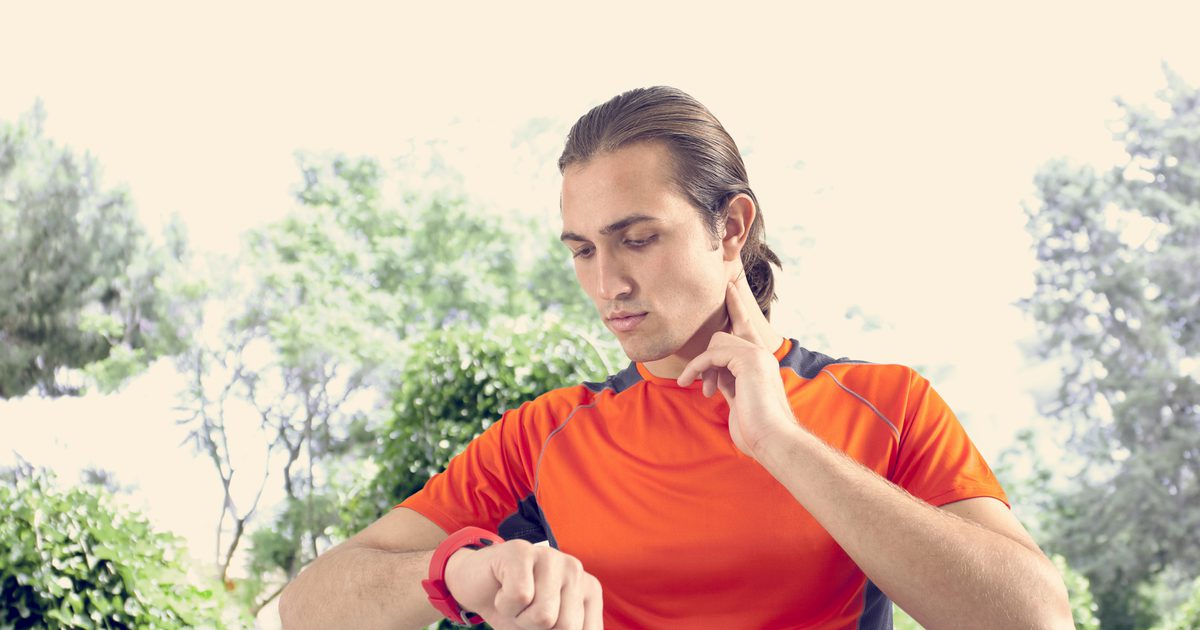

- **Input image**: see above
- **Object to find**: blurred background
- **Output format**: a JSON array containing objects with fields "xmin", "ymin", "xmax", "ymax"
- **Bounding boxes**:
[{"xmin": 1, "ymin": 2, "xmax": 1198, "ymax": 628}]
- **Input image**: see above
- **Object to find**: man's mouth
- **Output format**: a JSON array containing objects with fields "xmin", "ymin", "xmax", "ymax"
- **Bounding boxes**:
[{"xmin": 607, "ymin": 312, "xmax": 647, "ymax": 333}]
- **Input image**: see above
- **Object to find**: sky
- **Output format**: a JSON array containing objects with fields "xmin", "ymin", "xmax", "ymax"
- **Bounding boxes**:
[{"xmin": 2, "ymin": 2, "xmax": 1199, "ymax": 625}]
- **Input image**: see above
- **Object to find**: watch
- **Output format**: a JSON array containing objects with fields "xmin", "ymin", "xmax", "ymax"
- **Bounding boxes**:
[{"xmin": 421, "ymin": 526, "xmax": 505, "ymax": 626}]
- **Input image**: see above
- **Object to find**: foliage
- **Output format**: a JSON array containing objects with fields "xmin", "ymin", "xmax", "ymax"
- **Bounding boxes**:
[
  {"xmin": 1054, "ymin": 554, "xmax": 1102, "ymax": 630},
  {"xmin": 1153, "ymin": 576, "xmax": 1200, "ymax": 630},
  {"xmin": 176, "ymin": 151, "xmax": 611, "ymax": 612},
  {"xmin": 0, "ymin": 102, "xmax": 183, "ymax": 399},
  {"xmin": 1021, "ymin": 65, "xmax": 1200, "ymax": 628},
  {"xmin": 342, "ymin": 315, "xmax": 614, "ymax": 535},
  {"xmin": 0, "ymin": 468, "xmax": 241, "ymax": 629},
  {"xmin": 235, "ymin": 495, "xmax": 341, "ymax": 614},
  {"xmin": 991, "ymin": 425, "xmax": 1072, "ymax": 546}
]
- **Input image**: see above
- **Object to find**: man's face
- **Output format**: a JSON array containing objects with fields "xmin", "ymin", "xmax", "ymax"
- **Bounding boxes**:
[{"xmin": 560, "ymin": 142, "xmax": 730, "ymax": 365}]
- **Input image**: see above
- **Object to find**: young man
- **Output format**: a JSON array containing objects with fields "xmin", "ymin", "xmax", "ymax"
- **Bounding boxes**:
[{"xmin": 279, "ymin": 87, "xmax": 1073, "ymax": 629}]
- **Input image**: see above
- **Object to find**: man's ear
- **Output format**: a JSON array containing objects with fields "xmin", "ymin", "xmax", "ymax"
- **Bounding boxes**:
[{"xmin": 721, "ymin": 194, "xmax": 756, "ymax": 263}]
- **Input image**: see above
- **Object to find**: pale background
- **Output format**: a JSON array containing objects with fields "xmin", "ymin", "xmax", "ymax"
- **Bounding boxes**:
[{"xmin": 2, "ymin": 2, "xmax": 1198, "ymax": 626}]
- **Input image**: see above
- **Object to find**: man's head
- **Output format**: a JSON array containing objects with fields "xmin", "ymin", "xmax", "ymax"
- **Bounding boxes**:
[{"xmin": 558, "ymin": 86, "xmax": 782, "ymax": 366}]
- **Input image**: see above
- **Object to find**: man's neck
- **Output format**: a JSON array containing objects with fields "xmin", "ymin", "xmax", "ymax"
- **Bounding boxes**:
[{"xmin": 641, "ymin": 316, "xmax": 784, "ymax": 380}]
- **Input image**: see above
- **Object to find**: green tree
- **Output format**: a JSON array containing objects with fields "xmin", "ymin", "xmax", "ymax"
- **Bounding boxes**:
[
  {"xmin": 1056, "ymin": 554, "xmax": 1103, "ymax": 630},
  {"xmin": 175, "ymin": 151, "xmax": 610, "ymax": 614},
  {"xmin": 1021, "ymin": 65, "xmax": 1200, "ymax": 628},
  {"xmin": 0, "ymin": 467, "xmax": 242, "ymax": 629},
  {"xmin": 1153, "ymin": 576, "xmax": 1200, "ymax": 630},
  {"xmin": 343, "ymin": 316, "xmax": 614, "ymax": 535},
  {"xmin": 0, "ymin": 102, "xmax": 183, "ymax": 399}
]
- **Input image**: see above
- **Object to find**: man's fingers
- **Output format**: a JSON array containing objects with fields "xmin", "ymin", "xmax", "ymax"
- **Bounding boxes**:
[
  {"xmin": 725, "ymin": 270, "xmax": 764, "ymax": 345},
  {"xmin": 677, "ymin": 350, "xmax": 723, "ymax": 387},
  {"xmin": 717, "ymin": 366, "xmax": 737, "ymax": 399},
  {"xmin": 492, "ymin": 545, "xmax": 537, "ymax": 618},
  {"xmin": 702, "ymin": 369, "xmax": 717, "ymax": 398},
  {"xmin": 513, "ymin": 554, "xmax": 565, "ymax": 629},
  {"xmin": 723, "ymin": 271, "xmax": 750, "ymax": 334},
  {"xmin": 582, "ymin": 576, "xmax": 604, "ymax": 630},
  {"xmin": 552, "ymin": 563, "xmax": 589, "ymax": 630},
  {"xmin": 482, "ymin": 543, "xmax": 602, "ymax": 630},
  {"xmin": 679, "ymin": 338, "xmax": 753, "ymax": 388}
]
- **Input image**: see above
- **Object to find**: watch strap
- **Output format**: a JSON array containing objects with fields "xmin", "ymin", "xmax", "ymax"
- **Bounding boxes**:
[{"xmin": 422, "ymin": 526, "xmax": 505, "ymax": 625}]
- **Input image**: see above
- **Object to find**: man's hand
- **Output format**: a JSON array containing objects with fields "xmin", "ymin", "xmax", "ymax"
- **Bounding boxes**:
[
  {"xmin": 443, "ymin": 539, "xmax": 603, "ymax": 630},
  {"xmin": 677, "ymin": 271, "xmax": 795, "ymax": 458}
]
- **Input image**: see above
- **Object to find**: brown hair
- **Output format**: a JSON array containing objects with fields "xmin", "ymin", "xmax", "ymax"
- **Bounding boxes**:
[{"xmin": 558, "ymin": 86, "xmax": 782, "ymax": 318}]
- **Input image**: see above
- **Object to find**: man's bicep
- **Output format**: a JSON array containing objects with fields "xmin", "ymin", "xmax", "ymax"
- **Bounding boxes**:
[
  {"xmin": 940, "ymin": 497, "xmax": 1044, "ymax": 556},
  {"xmin": 349, "ymin": 506, "xmax": 450, "ymax": 553}
]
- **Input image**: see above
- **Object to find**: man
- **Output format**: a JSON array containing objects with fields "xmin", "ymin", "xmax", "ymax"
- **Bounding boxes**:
[{"xmin": 279, "ymin": 87, "xmax": 1073, "ymax": 629}]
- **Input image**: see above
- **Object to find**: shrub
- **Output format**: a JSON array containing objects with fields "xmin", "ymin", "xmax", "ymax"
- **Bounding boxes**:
[{"xmin": 0, "ymin": 469, "xmax": 241, "ymax": 629}]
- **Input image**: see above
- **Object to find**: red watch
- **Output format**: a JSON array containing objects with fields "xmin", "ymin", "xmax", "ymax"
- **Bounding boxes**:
[{"xmin": 422, "ymin": 526, "xmax": 505, "ymax": 626}]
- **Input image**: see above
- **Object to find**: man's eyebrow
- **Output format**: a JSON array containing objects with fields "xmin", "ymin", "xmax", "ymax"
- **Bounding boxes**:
[{"xmin": 560, "ymin": 214, "xmax": 663, "ymax": 242}]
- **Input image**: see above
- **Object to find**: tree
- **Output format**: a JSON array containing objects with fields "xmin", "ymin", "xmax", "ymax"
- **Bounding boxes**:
[
  {"xmin": 342, "ymin": 315, "xmax": 614, "ymax": 536},
  {"xmin": 0, "ymin": 102, "xmax": 183, "ymax": 399},
  {"xmin": 0, "ymin": 467, "xmax": 242, "ymax": 628},
  {"xmin": 174, "ymin": 151, "xmax": 610, "ymax": 614},
  {"xmin": 1153, "ymin": 577, "xmax": 1200, "ymax": 630},
  {"xmin": 1021, "ymin": 65, "xmax": 1200, "ymax": 628}
]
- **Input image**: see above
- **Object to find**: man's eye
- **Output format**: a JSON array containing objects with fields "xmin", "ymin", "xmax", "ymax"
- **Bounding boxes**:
[
  {"xmin": 572, "ymin": 246, "xmax": 594, "ymax": 259},
  {"xmin": 624, "ymin": 235, "xmax": 658, "ymax": 248}
]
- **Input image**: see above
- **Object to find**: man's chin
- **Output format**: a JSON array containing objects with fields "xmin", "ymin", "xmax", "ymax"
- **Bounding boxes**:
[{"xmin": 618, "ymin": 339, "xmax": 676, "ymax": 364}]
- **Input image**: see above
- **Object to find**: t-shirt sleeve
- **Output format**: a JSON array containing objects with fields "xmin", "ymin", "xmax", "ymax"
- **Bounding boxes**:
[
  {"xmin": 890, "ymin": 371, "xmax": 1010, "ymax": 508},
  {"xmin": 396, "ymin": 403, "xmax": 539, "ymax": 535}
]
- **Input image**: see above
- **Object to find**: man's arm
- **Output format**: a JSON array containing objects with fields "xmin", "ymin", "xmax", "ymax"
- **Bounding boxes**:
[
  {"xmin": 279, "ymin": 506, "xmax": 604, "ymax": 630},
  {"xmin": 278, "ymin": 507, "xmax": 449, "ymax": 630},
  {"xmin": 753, "ymin": 426, "xmax": 1073, "ymax": 630},
  {"xmin": 678, "ymin": 274, "xmax": 1072, "ymax": 629}
]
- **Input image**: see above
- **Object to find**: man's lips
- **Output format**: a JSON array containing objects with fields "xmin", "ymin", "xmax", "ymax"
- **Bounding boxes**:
[{"xmin": 607, "ymin": 312, "xmax": 647, "ymax": 332}]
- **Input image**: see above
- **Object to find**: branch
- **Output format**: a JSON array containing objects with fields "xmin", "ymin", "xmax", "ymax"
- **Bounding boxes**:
[
  {"xmin": 250, "ymin": 580, "xmax": 289, "ymax": 617},
  {"xmin": 305, "ymin": 370, "xmax": 319, "ymax": 561},
  {"xmin": 219, "ymin": 517, "xmax": 245, "ymax": 585}
]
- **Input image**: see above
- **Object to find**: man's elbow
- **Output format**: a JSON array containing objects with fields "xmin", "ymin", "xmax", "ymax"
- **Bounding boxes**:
[
  {"xmin": 277, "ymin": 580, "xmax": 301, "ymax": 630},
  {"xmin": 1031, "ymin": 561, "xmax": 1075, "ymax": 630},
  {"xmin": 1038, "ymin": 599, "xmax": 1076, "ymax": 630}
]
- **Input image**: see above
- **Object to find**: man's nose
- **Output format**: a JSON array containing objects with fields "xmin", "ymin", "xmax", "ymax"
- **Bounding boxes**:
[{"xmin": 596, "ymin": 250, "xmax": 633, "ymax": 301}]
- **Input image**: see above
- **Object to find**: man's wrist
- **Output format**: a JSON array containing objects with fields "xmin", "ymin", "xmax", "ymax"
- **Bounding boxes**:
[
  {"xmin": 442, "ymin": 546, "xmax": 474, "ymax": 600},
  {"xmin": 423, "ymin": 527, "xmax": 503, "ymax": 626}
]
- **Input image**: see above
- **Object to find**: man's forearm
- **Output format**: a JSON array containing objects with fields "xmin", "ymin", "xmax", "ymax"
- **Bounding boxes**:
[
  {"xmin": 754, "ymin": 424, "xmax": 1071, "ymax": 629},
  {"xmin": 279, "ymin": 542, "xmax": 443, "ymax": 630}
]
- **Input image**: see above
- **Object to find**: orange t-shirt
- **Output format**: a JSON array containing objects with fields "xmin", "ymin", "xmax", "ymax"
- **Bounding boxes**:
[{"xmin": 399, "ymin": 338, "xmax": 1008, "ymax": 629}]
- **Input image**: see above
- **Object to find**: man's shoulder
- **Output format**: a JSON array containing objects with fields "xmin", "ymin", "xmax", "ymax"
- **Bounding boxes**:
[
  {"xmin": 504, "ymin": 366, "xmax": 633, "ymax": 424},
  {"xmin": 780, "ymin": 340, "xmax": 920, "ymax": 393},
  {"xmin": 514, "ymin": 382, "xmax": 594, "ymax": 416},
  {"xmin": 782, "ymin": 341, "xmax": 940, "ymax": 444},
  {"xmin": 504, "ymin": 361, "xmax": 644, "ymax": 426}
]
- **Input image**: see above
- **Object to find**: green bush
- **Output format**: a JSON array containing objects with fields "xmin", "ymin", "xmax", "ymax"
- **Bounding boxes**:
[
  {"xmin": 342, "ymin": 315, "xmax": 616, "ymax": 536},
  {"xmin": 1053, "ymin": 554, "xmax": 1101, "ymax": 630},
  {"xmin": 0, "ymin": 470, "xmax": 241, "ymax": 629},
  {"xmin": 1154, "ymin": 576, "xmax": 1200, "ymax": 630}
]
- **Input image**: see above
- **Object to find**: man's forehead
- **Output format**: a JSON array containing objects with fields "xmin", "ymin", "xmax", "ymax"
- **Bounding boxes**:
[{"xmin": 558, "ymin": 143, "xmax": 696, "ymax": 237}]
